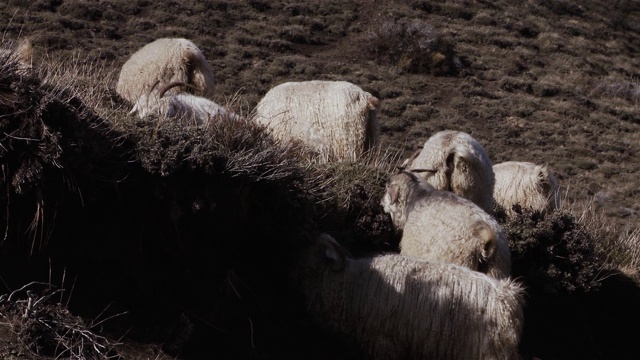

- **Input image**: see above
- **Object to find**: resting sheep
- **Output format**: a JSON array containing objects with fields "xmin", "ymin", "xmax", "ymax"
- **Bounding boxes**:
[
  {"xmin": 252, "ymin": 80, "xmax": 380, "ymax": 163},
  {"xmin": 381, "ymin": 169, "xmax": 511, "ymax": 279},
  {"xmin": 129, "ymin": 81, "xmax": 240, "ymax": 124},
  {"xmin": 493, "ymin": 161, "xmax": 561, "ymax": 216},
  {"xmin": 403, "ymin": 130, "xmax": 495, "ymax": 213},
  {"xmin": 116, "ymin": 38, "xmax": 216, "ymax": 104},
  {"xmin": 294, "ymin": 233, "xmax": 524, "ymax": 360}
]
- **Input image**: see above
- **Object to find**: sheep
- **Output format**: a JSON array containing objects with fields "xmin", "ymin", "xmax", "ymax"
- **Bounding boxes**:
[
  {"xmin": 294, "ymin": 233, "xmax": 524, "ymax": 360},
  {"xmin": 252, "ymin": 80, "xmax": 380, "ymax": 163},
  {"xmin": 493, "ymin": 161, "xmax": 561, "ymax": 216},
  {"xmin": 381, "ymin": 169, "xmax": 511, "ymax": 279},
  {"xmin": 116, "ymin": 38, "xmax": 216, "ymax": 104},
  {"xmin": 129, "ymin": 81, "xmax": 240, "ymax": 124},
  {"xmin": 402, "ymin": 130, "xmax": 495, "ymax": 213}
]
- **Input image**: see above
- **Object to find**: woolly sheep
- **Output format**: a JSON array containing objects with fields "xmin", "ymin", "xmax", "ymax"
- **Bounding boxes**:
[
  {"xmin": 294, "ymin": 233, "xmax": 524, "ymax": 360},
  {"xmin": 381, "ymin": 169, "xmax": 511, "ymax": 279},
  {"xmin": 116, "ymin": 38, "xmax": 216, "ymax": 104},
  {"xmin": 252, "ymin": 80, "xmax": 380, "ymax": 163},
  {"xmin": 493, "ymin": 161, "xmax": 561, "ymax": 216},
  {"xmin": 129, "ymin": 81, "xmax": 240, "ymax": 124},
  {"xmin": 403, "ymin": 130, "xmax": 495, "ymax": 213}
]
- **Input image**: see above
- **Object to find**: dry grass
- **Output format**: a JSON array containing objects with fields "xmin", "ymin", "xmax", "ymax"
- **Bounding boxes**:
[
  {"xmin": 563, "ymin": 193, "xmax": 640, "ymax": 283},
  {"xmin": 0, "ymin": 282, "xmax": 120, "ymax": 359}
]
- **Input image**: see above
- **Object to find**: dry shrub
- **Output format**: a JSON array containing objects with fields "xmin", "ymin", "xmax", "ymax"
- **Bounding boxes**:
[
  {"xmin": 0, "ymin": 41, "xmax": 125, "ymax": 206},
  {"xmin": 500, "ymin": 207, "xmax": 608, "ymax": 295},
  {"xmin": 365, "ymin": 16, "xmax": 461, "ymax": 75},
  {"xmin": 540, "ymin": 0, "xmax": 585, "ymax": 16},
  {"xmin": 310, "ymin": 147, "xmax": 401, "ymax": 256},
  {"xmin": 565, "ymin": 196, "xmax": 640, "ymax": 282},
  {"xmin": 0, "ymin": 282, "xmax": 119, "ymax": 359},
  {"xmin": 497, "ymin": 197, "xmax": 640, "ymax": 360}
]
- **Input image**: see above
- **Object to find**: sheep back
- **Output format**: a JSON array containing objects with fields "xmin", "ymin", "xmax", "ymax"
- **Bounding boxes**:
[
  {"xmin": 401, "ymin": 187, "xmax": 511, "ymax": 279},
  {"xmin": 382, "ymin": 171, "xmax": 511, "ymax": 279},
  {"xmin": 404, "ymin": 130, "xmax": 495, "ymax": 213},
  {"xmin": 252, "ymin": 80, "xmax": 380, "ymax": 162},
  {"xmin": 116, "ymin": 38, "xmax": 216, "ymax": 104},
  {"xmin": 297, "ymin": 234, "xmax": 524, "ymax": 360},
  {"xmin": 493, "ymin": 161, "xmax": 560, "ymax": 216}
]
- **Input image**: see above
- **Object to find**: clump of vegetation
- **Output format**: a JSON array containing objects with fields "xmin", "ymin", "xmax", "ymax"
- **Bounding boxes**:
[
  {"xmin": 0, "ymin": 282, "xmax": 118, "ymax": 359},
  {"xmin": 311, "ymin": 152, "xmax": 400, "ymax": 257},
  {"xmin": 499, "ymin": 208, "xmax": 608, "ymax": 295},
  {"xmin": 495, "ymin": 203, "xmax": 640, "ymax": 360},
  {"xmin": 365, "ymin": 16, "xmax": 461, "ymax": 75}
]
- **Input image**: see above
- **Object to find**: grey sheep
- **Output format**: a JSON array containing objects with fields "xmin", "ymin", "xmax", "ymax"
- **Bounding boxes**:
[
  {"xmin": 294, "ymin": 233, "xmax": 525, "ymax": 360},
  {"xmin": 403, "ymin": 130, "xmax": 495, "ymax": 213},
  {"xmin": 252, "ymin": 80, "xmax": 380, "ymax": 163},
  {"xmin": 116, "ymin": 38, "xmax": 216, "ymax": 104},
  {"xmin": 381, "ymin": 169, "xmax": 511, "ymax": 279},
  {"xmin": 493, "ymin": 161, "xmax": 561, "ymax": 216}
]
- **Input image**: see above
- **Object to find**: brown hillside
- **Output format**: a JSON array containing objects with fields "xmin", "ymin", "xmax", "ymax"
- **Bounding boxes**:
[{"xmin": 2, "ymin": 0, "xmax": 638, "ymax": 228}]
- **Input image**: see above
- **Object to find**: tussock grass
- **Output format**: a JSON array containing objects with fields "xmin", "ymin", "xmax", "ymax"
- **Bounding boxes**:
[
  {"xmin": 564, "ymin": 195, "xmax": 640, "ymax": 283},
  {"xmin": 365, "ymin": 15, "xmax": 461, "ymax": 75}
]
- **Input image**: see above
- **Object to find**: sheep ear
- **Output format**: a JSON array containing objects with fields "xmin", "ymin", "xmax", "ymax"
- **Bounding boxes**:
[
  {"xmin": 536, "ymin": 164, "xmax": 548, "ymax": 178},
  {"xmin": 476, "ymin": 225, "xmax": 497, "ymax": 269},
  {"xmin": 317, "ymin": 234, "xmax": 347, "ymax": 271},
  {"xmin": 445, "ymin": 152, "xmax": 456, "ymax": 191},
  {"xmin": 367, "ymin": 96, "xmax": 379, "ymax": 110},
  {"xmin": 535, "ymin": 164, "xmax": 550, "ymax": 188},
  {"xmin": 387, "ymin": 183, "xmax": 400, "ymax": 204}
]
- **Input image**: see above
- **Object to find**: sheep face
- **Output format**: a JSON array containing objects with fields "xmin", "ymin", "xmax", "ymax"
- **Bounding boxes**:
[
  {"xmin": 381, "ymin": 170, "xmax": 433, "ymax": 230},
  {"xmin": 381, "ymin": 182, "xmax": 400, "ymax": 225},
  {"xmin": 381, "ymin": 171, "xmax": 411, "ymax": 229}
]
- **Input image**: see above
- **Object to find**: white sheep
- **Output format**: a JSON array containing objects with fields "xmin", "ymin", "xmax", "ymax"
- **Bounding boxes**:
[
  {"xmin": 493, "ymin": 161, "xmax": 561, "ymax": 216},
  {"xmin": 381, "ymin": 169, "xmax": 511, "ymax": 279},
  {"xmin": 116, "ymin": 38, "xmax": 216, "ymax": 104},
  {"xmin": 129, "ymin": 81, "xmax": 240, "ymax": 124},
  {"xmin": 294, "ymin": 233, "xmax": 524, "ymax": 360},
  {"xmin": 252, "ymin": 80, "xmax": 380, "ymax": 163},
  {"xmin": 402, "ymin": 130, "xmax": 495, "ymax": 213}
]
